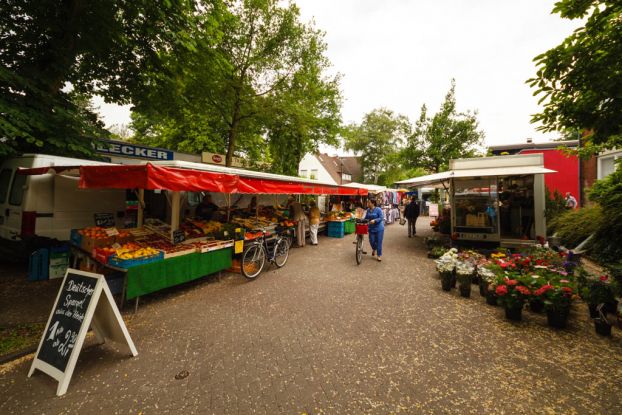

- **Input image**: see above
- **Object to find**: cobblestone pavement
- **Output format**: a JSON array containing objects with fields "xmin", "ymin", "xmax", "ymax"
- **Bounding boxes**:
[{"xmin": 2, "ymin": 219, "xmax": 622, "ymax": 414}]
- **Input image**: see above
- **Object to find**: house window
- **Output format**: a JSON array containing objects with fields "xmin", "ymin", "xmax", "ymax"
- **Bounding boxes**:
[
  {"xmin": 341, "ymin": 173, "xmax": 351, "ymax": 182},
  {"xmin": 598, "ymin": 154, "xmax": 620, "ymax": 180},
  {"xmin": 299, "ymin": 169, "xmax": 307, "ymax": 178},
  {"xmin": 310, "ymin": 169, "xmax": 318, "ymax": 180}
]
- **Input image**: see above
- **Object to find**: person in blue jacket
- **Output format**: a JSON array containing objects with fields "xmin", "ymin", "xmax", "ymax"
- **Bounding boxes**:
[{"xmin": 365, "ymin": 199, "xmax": 385, "ymax": 262}]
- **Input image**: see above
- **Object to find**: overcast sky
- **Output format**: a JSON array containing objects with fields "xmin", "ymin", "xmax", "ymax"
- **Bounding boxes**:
[{"xmin": 95, "ymin": 0, "xmax": 582, "ymax": 148}]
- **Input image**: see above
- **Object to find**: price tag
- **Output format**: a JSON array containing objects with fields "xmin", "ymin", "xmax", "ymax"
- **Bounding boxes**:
[
  {"xmin": 94, "ymin": 213, "xmax": 115, "ymax": 227},
  {"xmin": 104, "ymin": 227, "xmax": 119, "ymax": 237},
  {"xmin": 172, "ymin": 229, "xmax": 185, "ymax": 245}
]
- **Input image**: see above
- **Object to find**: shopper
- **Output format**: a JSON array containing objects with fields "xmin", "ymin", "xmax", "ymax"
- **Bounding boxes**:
[
  {"xmin": 288, "ymin": 196, "xmax": 308, "ymax": 247},
  {"xmin": 565, "ymin": 192, "xmax": 578, "ymax": 209},
  {"xmin": 404, "ymin": 197, "xmax": 420, "ymax": 237},
  {"xmin": 195, "ymin": 194, "xmax": 219, "ymax": 220},
  {"xmin": 365, "ymin": 199, "xmax": 385, "ymax": 262},
  {"xmin": 308, "ymin": 201, "xmax": 321, "ymax": 246}
]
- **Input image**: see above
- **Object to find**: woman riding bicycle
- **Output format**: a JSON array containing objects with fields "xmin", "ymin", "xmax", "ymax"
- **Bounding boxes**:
[{"xmin": 365, "ymin": 199, "xmax": 385, "ymax": 262}]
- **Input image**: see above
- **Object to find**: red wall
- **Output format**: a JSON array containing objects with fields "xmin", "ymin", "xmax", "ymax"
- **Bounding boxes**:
[{"xmin": 520, "ymin": 149, "xmax": 580, "ymax": 203}]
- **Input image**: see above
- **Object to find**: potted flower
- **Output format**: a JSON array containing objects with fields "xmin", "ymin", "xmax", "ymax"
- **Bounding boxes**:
[
  {"xmin": 435, "ymin": 249, "xmax": 457, "ymax": 291},
  {"xmin": 428, "ymin": 246, "xmax": 447, "ymax": 259},
  {"xmin": 594, "ymin": 304, "xmax": 612, "ymax": 336},
  {"xmin": 581, "ymin": 275, "xmax": 619, "ymax": 318},
  {"xmin": 536, "ymin": 279, "xmax": 576, "ymax": 329},
  {"xmin": 456, "ymin": 262, "xmax": 474, "ymax": 298},
  {"xmin": 478, "ymin": 267, "xmax": 496, "ymax": 298},
  {"xmin": 495, "ymin": 276, "xmax": 531, "ymax": 321},
  {"xmin": 525, "ymin": 274, "xmax": 545, "ymax": 313}
]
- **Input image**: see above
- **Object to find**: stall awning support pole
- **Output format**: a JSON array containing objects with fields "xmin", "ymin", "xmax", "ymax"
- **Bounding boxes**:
[
  {"xmin": 137, "ymin": 189, "xmax": 145, "ymax": 227},
  {"xmin": 171, "ymin": 191, "xmax": 181, "ymax": 235}
]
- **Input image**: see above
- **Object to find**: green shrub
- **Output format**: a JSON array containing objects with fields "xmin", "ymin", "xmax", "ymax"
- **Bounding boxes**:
[
  {"xmin": 545, "ymin": 187, "xmax": 568, "ymax": 226},
  {"xmin": 548, "ymin": 205, "xmax": 603, "ymax": 248},
  {"xmin": 588, "ymin": 160, "xmax": 622, "ymax": 265}
]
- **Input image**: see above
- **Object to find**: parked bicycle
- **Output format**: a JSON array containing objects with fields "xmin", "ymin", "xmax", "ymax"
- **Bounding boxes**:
[
  {"xmin": 241, "ymin": 229, "xmax": 290, "ymax": 279},
  {"xmin": 355, "ymin": 219, "xmax": 369, "ymax": 265}
]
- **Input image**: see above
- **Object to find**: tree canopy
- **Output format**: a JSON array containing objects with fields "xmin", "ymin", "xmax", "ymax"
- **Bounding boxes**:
[
  {"xmin": 402, "ymin": 80, "xmax": 484, "ymax": 173},
  {"xmin": 0, "ymin": 0, "xmax": 200, "ymax": 158},
  {"xmin": 132, "ymin": 0, "xmax": 341, "ymax": 172},
  {"xmin": 343, "ymin": 108, "xmax": 412, "ymax": 185},
  {"xmin": 529, "ymin": 0, "xmax": 622, "ymax": 153}
]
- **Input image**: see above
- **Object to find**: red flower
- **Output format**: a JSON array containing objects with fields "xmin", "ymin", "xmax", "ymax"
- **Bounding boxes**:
[
  {"xmin": 561, "ymin": 287, "xmax": 573, "ymax": 295},
  {"xmin": 535, "ymin": 284, "xmax": 554, "ymax": 296},
  {"xmin": 496, "ymin": 285, "xmax": 509, "ymax": 296},
  {"xmin": 512, "ymin": 253, "xmax": 522, "ymax": 258},
  {"xmin": 506, "ymin": 279, "xmax": 518, "ymax": 286},
  {"xmin": 516, "ymin": 286, "xmax": 531, "ymax": 296},
  {"xmin": 600, "ymin": 275, "xmax": 609, "ymax": 282}
]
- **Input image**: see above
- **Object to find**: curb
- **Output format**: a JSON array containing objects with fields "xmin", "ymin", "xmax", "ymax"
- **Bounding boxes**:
[{"xmin": 0, "ymin": 345, "xmax": 37, "ymax": 365}]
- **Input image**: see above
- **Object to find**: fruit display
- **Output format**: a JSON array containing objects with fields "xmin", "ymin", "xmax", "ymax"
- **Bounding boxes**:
[
  {"xmin": 114, "ymin": 245, "xmax": 160, "ymax": 261},
  {"xmin": 244, "ymin": 231, "xmax": 264, "ymax": 240},
  {"xmin": 79, "ymin": 227, "xmax": 110, "ymax": 239}
]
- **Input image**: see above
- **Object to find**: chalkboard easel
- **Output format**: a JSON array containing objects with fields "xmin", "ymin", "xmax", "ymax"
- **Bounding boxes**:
[{"xmin": 28, "ymin": 269, "xmax": 138, "ymax": 396}]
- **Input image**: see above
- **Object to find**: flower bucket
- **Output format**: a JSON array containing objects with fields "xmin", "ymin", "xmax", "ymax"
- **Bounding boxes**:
[
  {"xmin": 529, "ymin": 298, "xmax": 544, "ymax": 313},
  {"xmin": 459, "ymin": 284, "xmax": 471, "ymax": 298},
  {"xmin": 546, "ymin": 308, "xmax": 569, "ymax": 329},
  {"xmin": 594, "ymin": 319, "xmax": 612, "ymax": 336},
  {"xmin": 486, "ymin": 291, "xmax": 498, "ymax": 306},
  {"xmin": 588, "ymin": 303, "xmax": 599, "ymax": 319},
  {"xmin": 504, "ymin": 305, "xmax": 523, "ymax": 321},
  {"xmin": 440, "ymin": 271, "xmax": 452, "ymax": 291},
  {"xmin": 450, "ymin": 271, "xmax": 457, "ymax": 289}
]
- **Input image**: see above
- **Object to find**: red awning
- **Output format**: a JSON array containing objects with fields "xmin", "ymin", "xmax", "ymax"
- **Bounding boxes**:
[
  {"xmin": 78, "ymin": 163, "xmax": 367, "ymax": 196},
  {"xmin": 79, "ymin": 164, "xmax": 239, "ymax": 193}
]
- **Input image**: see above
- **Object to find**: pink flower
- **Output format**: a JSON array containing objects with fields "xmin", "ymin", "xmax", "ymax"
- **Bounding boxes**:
[{"xmin": 600, "ymin": 275, "xmax": 609, "ymax": 282}]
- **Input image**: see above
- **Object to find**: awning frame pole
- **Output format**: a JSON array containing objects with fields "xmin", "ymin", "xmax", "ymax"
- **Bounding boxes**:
[
  {"xmin": 137, "ymin": 189, "xmax": 145, "ymax": 228},
  {"xmin": 171, "ymin": 191, "xmax": 181, "ymax": 235}
]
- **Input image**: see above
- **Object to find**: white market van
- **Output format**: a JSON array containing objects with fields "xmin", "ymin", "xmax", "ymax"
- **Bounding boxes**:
[{"xmin": 0, "ymin": 154, "xmax": 126, "ymax": 253}]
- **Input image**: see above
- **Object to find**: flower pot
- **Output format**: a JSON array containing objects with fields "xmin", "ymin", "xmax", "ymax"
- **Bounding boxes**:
[
  {"xmin": 440, "ymin": 272, "xmax": 452, "ymax": 291},
  {"xmin": 605, "ymin": 300, "xmax": 619, "ymax": 314},
  {"xmin": 459, "ymin": 284, "xmax": 471, "ymax": 298},
  {"xmin": 529, "ymin": 298, "xmax": 544, "ymax": 313},
  {"xmin": 504, "ymin": 305, "xmax": 523, "ymax": 321},
  {"xmin": 546, "ymin": 308, "xmax": 570, "ymax": 329},
  {"xmin": 450, "ymin": 272, "xmax": 457, "ymax": 289},
  {"xmin": 594, "ymin": 319, "xmax": 612, "ymax": 336},
  {"xmin": 588, "ymin": 303, "xmax": 599, "ymax": 319},
  {"xmin": 485, "ymin": 291, "xmax": 497, "ymax": 306},
  {"xmin": 479, "ymin": 280, "xmax": 487, "ymax": 297}
]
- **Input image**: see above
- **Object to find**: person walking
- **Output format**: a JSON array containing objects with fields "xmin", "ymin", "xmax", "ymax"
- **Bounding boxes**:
[
  {"xmin": 288, "ymin": 196, "xmax": 308, "ymax": 247},
  {"xmin": 308, "ymin": 201, "xmax": 321, "ymax": 246},
  {"xmin": 404, "ymin": 197, "xmax": 420, "ymax": 237},
  {"xmin": 365, "ymin": 199, "xmax": 385, "ymax": 262}
]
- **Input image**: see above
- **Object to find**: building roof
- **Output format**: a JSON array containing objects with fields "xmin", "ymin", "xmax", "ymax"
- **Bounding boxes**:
[
  {"xmin": 315, "ymin": 153, "xmax": 362, "ymax": 184},
  {"xmin": 489, "ymin": 140, "xmax": 578, "ymax": 154}
]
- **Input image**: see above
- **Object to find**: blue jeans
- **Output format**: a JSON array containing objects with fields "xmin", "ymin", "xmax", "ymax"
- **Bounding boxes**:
[{"xmin": 369, "ymin": 230, "xmax": 384, "ymax": 257}]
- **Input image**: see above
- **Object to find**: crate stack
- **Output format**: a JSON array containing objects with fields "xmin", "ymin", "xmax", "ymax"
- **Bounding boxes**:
[
  {"xmin": 327, "ymin": 221, "xmax": 345, "ymax": 238},
  {"xmin": 344, "ymin": 219, "xmax": 355, "ymax": 235}
]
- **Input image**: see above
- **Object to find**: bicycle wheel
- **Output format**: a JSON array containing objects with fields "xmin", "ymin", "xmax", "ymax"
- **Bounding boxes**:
[
  {"xmin": 241, "ymin": 244, "xmax": 266, "ymax": 279},
  {"xmin": 273, "ymin": 238, "xmax": 289, "ymax": 268},
  {"xmin": 355, "ymin": 235, "xmax": 363, "ymax": 265}
]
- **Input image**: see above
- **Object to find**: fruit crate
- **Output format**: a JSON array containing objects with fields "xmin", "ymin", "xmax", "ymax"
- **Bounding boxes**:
[
  {"xmin": 196, "ymin": 240, "xmax": 234, "ymax": 254},
  {"xmin": 70, "ymin": 229, "xmax": 83, "ymax": 247},
  {"xmin": 344, "ymin": 220, "xmax": 355, "ymax": 235},
  {"xmin": 162, "ymin": 247, "xmax": 197, "ymax": 259},
  {"xmin": 327, "ymin": 221, "xmax": 345, "ymax": 238},
  {"xmin": 108, "ymin": 251, "xmax": 164, "ymax": 269}
]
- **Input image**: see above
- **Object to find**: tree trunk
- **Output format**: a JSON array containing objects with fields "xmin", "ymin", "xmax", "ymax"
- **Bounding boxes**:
[{"xmin": 226, "ymin": 101, "xmax": 241, "ymax": 167}]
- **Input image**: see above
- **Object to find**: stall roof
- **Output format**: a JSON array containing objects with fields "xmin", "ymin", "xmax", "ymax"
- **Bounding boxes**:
[
  {"xmin": 341, "ymin": 182, "xmax": 387, "ymax": 193},
  {"xmin": 79, "ymin": 162, "xmax": 368, "ymax": 196},
  {"xmin": 396, "ymin": 166, "xmax": 556, "ymax": 187}
]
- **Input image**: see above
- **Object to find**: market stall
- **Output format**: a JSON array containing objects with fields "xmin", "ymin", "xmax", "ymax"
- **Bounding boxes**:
[
  {"xmin": 73, "ymin": 161, "xmax": 367, "ymax": 305},
  {"xmin": 396, "ymin": 154, "xmax": 555, "ymax": 246}
]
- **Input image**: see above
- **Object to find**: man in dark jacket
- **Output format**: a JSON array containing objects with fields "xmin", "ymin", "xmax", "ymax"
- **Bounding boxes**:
[{"xmin": 404, "ymin": 197, "xmax": 420, "ymax": 237}]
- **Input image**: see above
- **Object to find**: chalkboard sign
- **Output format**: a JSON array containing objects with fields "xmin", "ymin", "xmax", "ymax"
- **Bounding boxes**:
[
  {"xmin": 38, "ymin": 272, "xmax": 97, "ymax": 372},
  {"xmin": 172, "ymin": 229, "xmax": 185, "ymax": 244},
  {"xmin": 29, "ymin": 269, "xmax": 137, "ymax": 396},
  {"xmin": 94, "ymin": 213, "xmax": 115, "ymax": 227}
]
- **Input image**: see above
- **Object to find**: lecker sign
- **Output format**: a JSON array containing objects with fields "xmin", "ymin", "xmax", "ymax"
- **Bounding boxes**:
[{"xmin": 96, "ymin": 140, "xmax": 173, "ymax": 160}]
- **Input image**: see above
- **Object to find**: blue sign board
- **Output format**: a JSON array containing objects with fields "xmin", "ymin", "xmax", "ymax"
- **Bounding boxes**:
[{"xmin": 95, "ymin": 140, "xmax": 174, "ymax": 161}]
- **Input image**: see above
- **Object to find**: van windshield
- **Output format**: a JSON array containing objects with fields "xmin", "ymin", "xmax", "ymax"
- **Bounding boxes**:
[
  {"xmin": 0, "ymin": 169, "xmax": 12, "ymax": 204},
  {"xmin": 9, "ymin": 173, "xmax": 26, "ymax": 206}
]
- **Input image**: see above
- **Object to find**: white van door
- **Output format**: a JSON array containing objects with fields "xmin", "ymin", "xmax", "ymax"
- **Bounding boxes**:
[
  {"xmin": 1, "ymin": 170, "xmax": 27, "ymax": 240},
  {"xmin": 0, "ymin": 167, "xmax": 14, "ymax": 239}
]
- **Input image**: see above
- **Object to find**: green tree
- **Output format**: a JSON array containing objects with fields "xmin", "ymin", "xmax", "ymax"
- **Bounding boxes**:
[
  {"xmin": 133, "ymin": 0, "xmax": 339, "ymax": 169},
  {"xmin": 0, "ymin": 0, "xmax": 199, "ymax": 158},
  {"xmin": 402, "ymin": 80, "xmax": 484, "ymax": 173},
  {"xmin": 529, "ymin": 1, "xmax": 622, "ymax": 153},
  {"xmin": 343, "ymin": 108, "xmax": 411, "ymax": 185}
]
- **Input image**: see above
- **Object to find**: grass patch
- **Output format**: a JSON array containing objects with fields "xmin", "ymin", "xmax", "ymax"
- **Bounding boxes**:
[{"xmin": 0, "ymin": 323, "xmax": 46, "ymax": 357}]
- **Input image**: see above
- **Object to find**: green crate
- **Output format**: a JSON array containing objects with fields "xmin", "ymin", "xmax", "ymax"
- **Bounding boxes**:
[{"xmin": 344, "ymin": 220, "xmax": 355, "ymax": 234}]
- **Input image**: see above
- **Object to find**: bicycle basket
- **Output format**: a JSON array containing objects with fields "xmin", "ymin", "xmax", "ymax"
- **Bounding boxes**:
[{"xmin": 355, "ymin": 223, "xmax": 368, "ymax": 235}]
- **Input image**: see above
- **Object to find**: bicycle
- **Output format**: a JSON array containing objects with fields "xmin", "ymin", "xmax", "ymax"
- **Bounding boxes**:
[
  {"xmin": 355, "ymin": 219, "xmax": 369, "ymax": 265},
  {"xmin": 241, "ymin": 229, "xmax": 290, "ymax": 279}
]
